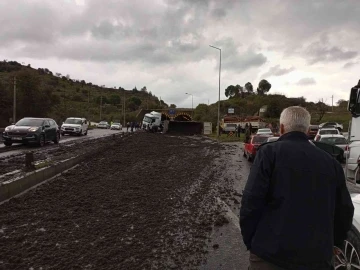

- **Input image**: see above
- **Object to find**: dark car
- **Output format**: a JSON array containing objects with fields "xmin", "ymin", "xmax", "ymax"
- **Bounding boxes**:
[
  {"xmin": 2, "ymin": 117, "xmax": 60, "ymax": 147},
  {"xmin": 307, "ymin": 124, "xmax": 319, "ymax": 140},
  {"xmin": 312, "ymin": 140, "xmax": 345, "ymax": 164}
]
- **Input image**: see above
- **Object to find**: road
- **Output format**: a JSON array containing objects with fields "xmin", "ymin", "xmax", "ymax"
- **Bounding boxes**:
[
  {"xmin": 0, "ymin": 134, "xmax": 358, "ymax": 269},
  {"xmin": 0, "ymin": 128, "xmax": 128, "ymax": 158}
]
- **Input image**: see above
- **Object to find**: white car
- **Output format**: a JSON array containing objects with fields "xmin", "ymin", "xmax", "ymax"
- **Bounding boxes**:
[
  {"xmin": 110, "ymin": 122, "xmax": 122, "ymax": 130},
  {"xmin": 314, "ymin": 128, "xmax": 340, "ymax": 141},
  {"xmin": 256, "ymin": 128, "xmax": 273, "ymax": 136},
  {"xmin": 265, "ymin": 136, "xmax": 279, "ymax": 143},
  {"xmin": 334, "ymin": 193, "xmax": 360, "ymax": 268},
  {"xmin": 97, "ymin": 121, "xmax": 110, "ymax": 129},
  {"xmin": 319, "ymin": 122, "xmax": 344, "ymax": 131},
  {"xmin": 61, "ymin": 117, "xmax": 89, "ymax": 136}
]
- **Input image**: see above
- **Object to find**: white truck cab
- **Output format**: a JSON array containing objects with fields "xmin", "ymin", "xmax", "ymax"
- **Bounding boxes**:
[
  {"xmin": 142, "ymin": 111, "xmax": 162, "ymax": 132},
  {"xmin": 61, "ymin": 117, "xmax": 89, "ymax": 136},
  {"xmin": 345, "ymin": 80, "xmax": 360, "ymax": 183}
]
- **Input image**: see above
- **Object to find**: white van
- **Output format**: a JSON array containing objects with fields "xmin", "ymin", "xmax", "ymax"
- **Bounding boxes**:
[{"xmin": 61, "ymin": 117, "xmax": 89, "ymax": 136}]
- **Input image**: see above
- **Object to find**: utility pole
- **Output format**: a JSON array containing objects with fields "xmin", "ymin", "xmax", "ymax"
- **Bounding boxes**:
[
  {"xmin": 100, "ymin": 90, "xmax": 103, "ymax": 121},
  {"xmin": 331, "ymin": 95, "xmax": 334, "ymax": 112},
  {"xmin": 123, "ymin": 89, "xmax": 126, "ymax": 127},
  {"xmin": 88, "ymin": 88, "xmax": 90, "ymax": 120},
  {"xmin": 209, "ymin": 45, "xmax": 222, "ymax": 140},
  {"xmin": 13, "ymin": 76, "xmax": 16, "ymax": 123}
]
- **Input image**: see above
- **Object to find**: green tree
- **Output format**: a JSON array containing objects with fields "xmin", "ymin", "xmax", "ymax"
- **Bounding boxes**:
[
  {"xmin": 169, "ymin": 104, "xmax": 176, "ymax": 108},
  {"xmin": 257, "ymin": 79, "xmax": 272, "ymax": 95},
  {"xmin": 337, "ymin": 99, "xmax": 348, "ymax": 108},
  {"xmin": 245, "ymin": 82, "xmax": 254, "ymax": 94},
  {"xmin": 95, "ymin": 96, "xmax": 109, "ymax": 105},
  {"xmin": 109, "ymin": 94, "xmax": 121, "ymax": 105},
  {"xmin": 225, "ymin": 85, "xmax": 239, "ymax": 98}
]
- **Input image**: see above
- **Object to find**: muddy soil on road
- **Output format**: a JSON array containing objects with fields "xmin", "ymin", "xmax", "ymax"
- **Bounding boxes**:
[
  {"xmin": 0, "ymin": 133, "xmax": 250, "ymax": 269},
  {"xmin": 0, "ymin": 134, "xmax": 124, "ymax": 183}
]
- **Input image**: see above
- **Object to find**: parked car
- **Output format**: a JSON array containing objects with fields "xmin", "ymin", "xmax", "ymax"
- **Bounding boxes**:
[
  {"xmin": 315, "ymin": 128, "xmax": 341, "ymax": 141},
  {"xmin": 307, "ymin": 124, "xmax": 319, "ymax": 140},
  {"xmin": 264, "ymin": 136, "xmax": 279, "ymax": 143},
  {"xmin": 243, "ymin": 135, "xmax": 271, "ymax": 161},
  {"xmin": 2, "ymin": 117, "xmax": 60, "ymax": 147},
  {"xmin": 223, "ymin": 123, "xmax": 237, "ymax": 134},
  {"xmin": 256, "ymin": 128, "xmax": 273, "ymax": 136},
  {"xmin": 61, "ymin": 117, "xmax": 89, "ymax": 136},
  {"xmin": 110, "ymin": 122, "xmax": 122, "ymax": 130},
  {"xmin": 312, "ymin": 140, "xmax": 345, "ymax": 164},
  {"xmin": 319, "ymin": 122, "xmax": 343, "ymax": 131},
  {"xmin": 334, "ymin": 193, "xmax": 360, "ymax": 268},
  {"xmin": 318, "ymin": 135, "xmax": 349, "ymax": 158},
  {"xmin": 97, "ymin": 121, "xmax": 110, "ymax": 129}
]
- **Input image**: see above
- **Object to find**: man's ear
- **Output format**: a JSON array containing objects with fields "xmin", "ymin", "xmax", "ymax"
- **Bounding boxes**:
[{"xmin": 280, "ymin": 124, "xmax": 285, "ymax": 135}]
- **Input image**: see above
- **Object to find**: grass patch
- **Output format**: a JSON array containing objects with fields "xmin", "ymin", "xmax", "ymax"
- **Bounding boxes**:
[{"xmin": 207, "ymin": 132, "xmax": 245, "ymax": 142}]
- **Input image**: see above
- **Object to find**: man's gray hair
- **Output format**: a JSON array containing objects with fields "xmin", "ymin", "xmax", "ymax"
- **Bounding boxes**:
[{"xmin": 280, "ymin": 106, "xmax": 311, "ymax": 133}]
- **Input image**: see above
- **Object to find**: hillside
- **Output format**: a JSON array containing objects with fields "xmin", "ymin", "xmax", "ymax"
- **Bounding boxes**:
[
  {"xmin": 0, "ymin": 61, "xmax": 169, "ymax": 126},
  {"xmin": 193, "ymin": 92, "xmax": 351, "ymax": 131}
]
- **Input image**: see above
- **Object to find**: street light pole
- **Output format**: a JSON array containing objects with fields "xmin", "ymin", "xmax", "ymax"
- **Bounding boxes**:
[
  {"xmin": 209, "ymin": 45, "xmax": 221, "ymax": 140},
  {"xmin": 185, "ymin": 93, "xmax": 193, "ymax": 116},
  {"xmin": 13, "ymin": 76, "xmax": 16, "ymax": 123}
]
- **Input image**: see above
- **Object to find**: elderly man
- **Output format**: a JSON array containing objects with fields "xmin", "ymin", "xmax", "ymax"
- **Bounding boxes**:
[{"xmin": 240, "ymin": 106, "xmax": 354, "ymax": 270}]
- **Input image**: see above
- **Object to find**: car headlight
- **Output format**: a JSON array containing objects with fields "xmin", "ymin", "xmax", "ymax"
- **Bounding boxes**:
[{"xmin": 28, "ymin": 127, "xmax": 40, "ymax": 132}]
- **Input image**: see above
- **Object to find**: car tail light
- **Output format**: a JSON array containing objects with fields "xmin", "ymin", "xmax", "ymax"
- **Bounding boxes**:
[
  {"xmin": 345, "ymin": 145, "xmax": 349, "ymax": 151},
  {"xmin": 357, "ymin": 156, "xmax": 360, "ymax": 164},
  {"xmin": 315, "ymin": 135, "xmax": 320, "ymax": 141}
]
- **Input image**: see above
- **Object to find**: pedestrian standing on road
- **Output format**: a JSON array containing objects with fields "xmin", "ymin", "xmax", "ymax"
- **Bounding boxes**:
[
  {"xmin": 237, "ymin": 124, "xmax": 241, "ymax": 138},
  {"xmin": 248, "ymin": 123, "xmax": 252, "ymax": 134},
  {"xmin": 131, "ymin": 122, "xmax": 134, "ymax": 133},
  {"xmin": 127, "ymin": 122, "xmax": 130, "ymax": 132},
  {"xmin": 244, "ymin": 126, "xmax": 250, "ymax": 143},
  {"xmin": 240, "ymin": 106, "xmax": 354, "ymax": 270}
]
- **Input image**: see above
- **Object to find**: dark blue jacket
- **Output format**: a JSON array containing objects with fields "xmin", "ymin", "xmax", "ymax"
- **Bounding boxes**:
[{"xmin": 240, "ymin": 132, "xmax": 354, "ymax": 270}]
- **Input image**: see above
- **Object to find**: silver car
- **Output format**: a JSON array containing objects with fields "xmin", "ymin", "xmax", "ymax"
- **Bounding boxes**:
[{"xmin": 97, "ymin": 121, "xmax": 110, "ymax": 129}]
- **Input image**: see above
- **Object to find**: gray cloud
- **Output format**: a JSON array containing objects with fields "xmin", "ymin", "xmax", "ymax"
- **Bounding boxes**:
[
  {"xmin": 261, "ymin": 65, "xmax": 295, "ymax": 78},
  {"xmin": 0, "ymin": 0, "xmax": 359, "ymax": 106},
  {"xmin": 344, "ymin": 61, "xmax": 359, "ymax": 69},
  {"xmin": 297, "ymin": 78, "xmax": 316, "ymax": 86},
  {"xmin": 305, "ymin": 41, "xmax": 358, "ymax": 64}
]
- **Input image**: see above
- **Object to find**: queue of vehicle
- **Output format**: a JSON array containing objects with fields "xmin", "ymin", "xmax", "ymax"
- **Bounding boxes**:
[{"xmin": 1, "ymin": 115, "xmax": 125, "ymax": 147}]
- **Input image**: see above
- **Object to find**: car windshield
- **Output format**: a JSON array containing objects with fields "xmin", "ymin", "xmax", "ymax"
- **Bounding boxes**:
[
  {"xmin": 143, "ymin": 116, "xmax": 153, "ymax": 123},
  {"xmin": 65, "ymin": 118, "xmax": 82, "ymax": 124},
  {"xmin": 320, "ymin": 129, "xmax": 338, "ymax": 135},
  {"xmin": 258, "ymin": 129, "xmax": 271, "ymax": 133},
  {"xmin": 16, "ymin": 118, "xmax": 44, "ymax": 126},
  {"xmin": 320, "ymin": 137, "xmax": 347, "ymax": 145},
  {"xmin": 113, "ymin": 123, "xmax": 120, "ymax": 125},
  {"xmin": 309, "ymin": 126, "xmax": 318, "ymax": 131},
  {"xmin": 267, "ymin": 137, "xmax": 279, "ymax": 142},
  {"xmin": 252, "ymin": 136, "xmax": 269, "ymax": 144},
  {"xmin": 99, "ymin": 121, "xmax": 108, "ymax": 124},
  {"xmin": 226, "ymin": 124, "xmax": 236, "ymax": 128}
]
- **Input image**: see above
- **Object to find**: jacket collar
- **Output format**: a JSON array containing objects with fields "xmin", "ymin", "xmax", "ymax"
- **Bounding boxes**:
[{"xmin": 277, "ymin": 131, "xmax": 309, "ymax": 142}]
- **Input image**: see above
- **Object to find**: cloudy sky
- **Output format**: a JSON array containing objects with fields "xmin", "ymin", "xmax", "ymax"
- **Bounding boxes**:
[{"xmin": 1, "ymin": 0, "xmax": 359, "ymax": 108}]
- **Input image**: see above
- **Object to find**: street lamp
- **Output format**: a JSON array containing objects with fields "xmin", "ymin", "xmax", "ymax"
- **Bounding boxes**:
[
  {"xmin": 209, "ymin": 45, "xmax": 221, "ymax": 140},
  {"xmin": 185, "ymin": 93, "xmax": 193, "ymax": 116}
]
